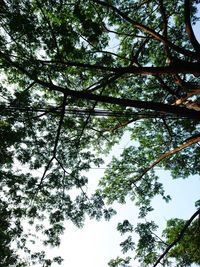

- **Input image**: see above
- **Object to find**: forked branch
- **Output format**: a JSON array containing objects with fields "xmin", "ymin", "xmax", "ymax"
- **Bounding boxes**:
[{"xmin": 37, "ymin": 94, "xmax": 67, "ymax": 190}]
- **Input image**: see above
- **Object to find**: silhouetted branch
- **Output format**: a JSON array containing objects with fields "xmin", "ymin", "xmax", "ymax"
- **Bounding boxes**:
[
  {"xmin": 52, "ymin": 94, "xmax": 67, "ymax": 157},
  {"xmin": 55, "ymin": 157, "xmax": 90, "ymax": 202},
  {"xmin": 153, "ymin": 208, "xmax": 200, "ymax": 267},
  {"xmin": 37, "ymin": 94, "xmax": 67, "ymax": 190},
  {"xmin": 158, "ymin": 0, "xmax": 171, "ymax": 60},
  {"xmin": 184, "ymin": 0, "xmax": 200, "ymax": 53},
  {"xmin": 162, "ymin": 118, "xmax": 173, "ymax": 146},
  {"xmin": 156, "ymin": 76, "xmax": 179, "ymax": 97}
]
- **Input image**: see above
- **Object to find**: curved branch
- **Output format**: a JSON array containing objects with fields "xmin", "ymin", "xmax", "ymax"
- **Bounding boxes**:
[
  {"xmin": 93, "ymin": 0, "xmax": 199, "ymax": 59},
  {"xmin": 184, "ymin": 0, "xmax": 200, "ymax": 53},
  {"xmin": 137, "ymin": 134, "xmax": 200, "ymax": 181},
  {"xmin": 102, "ymin": 23, "xmax": 148, "ymax": 39},
  {"xmin": 85, "ymin": 73, "xmax": 122, "ymax": 92},
  {"xmin": 153, "ymin": 208, "xmax": 200, "ymax": 267}
]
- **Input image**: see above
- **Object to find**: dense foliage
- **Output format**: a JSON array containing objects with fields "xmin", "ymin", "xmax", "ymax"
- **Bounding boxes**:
[
  {"xmin": 163, "ymin": 217, "xmax": 200, "ymax": 266},
  {"xmin": 0, "ymin": 0, "xmax": 200, "ymax": 266}
]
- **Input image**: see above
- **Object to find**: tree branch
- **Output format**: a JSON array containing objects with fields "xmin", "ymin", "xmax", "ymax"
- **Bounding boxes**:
[
  {"xmin": 93, "ymin": 0, "xmax": 199, "ymax": 60},
  {"xmin": 162, "ymin": 118, "xmax": 173, "ymax": 147},
  {"xmin": 55, "ymin": 157, "xmax": 90, "ymax": 202},
  {"xmin": 2, "ymin": 50, "xmax": 200, "ymax": 76},
  {"xmin": 1, "ymin": 51, "xmax": 200, "ymax": 119},
  {"xmin": 37, "ymin": 94, "xmax": 67, "ymax": 191},
  {"xmin": 52, "ymin": 94, "xmax": 67, "ymax": 157},
  {"xmin": 136, "ymin": 134, "xmax": 200, "ymax": 182},
  {"xmin": 158, "ymin": 0, "xmax": 171, "ymax": 60},
  {"xmin": 155, "ymin": 76, "xmax": 179, "ymax": 97},
  {"xmin": 184, "ymin": 0, "xmax": 200, "ymax": 53},
  {"xmin": 41, "ymin": 59, "xmax": 200, "ymax": 75},
  {"xmin": 39, "ymin": 80, "xmax": 200, "ymax": 120},
  {"xmin": 153, "ymin": 208, "xmax": 200, "ymax": 267},
  {"xmin": 85, "ymin": 74, "xmax": 122, "ymax": 92}
]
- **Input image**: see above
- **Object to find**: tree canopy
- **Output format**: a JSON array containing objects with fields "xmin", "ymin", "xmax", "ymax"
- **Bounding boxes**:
[{"xmin": 0, "ymin": 0, "xmax": 200, "ymax": 266}]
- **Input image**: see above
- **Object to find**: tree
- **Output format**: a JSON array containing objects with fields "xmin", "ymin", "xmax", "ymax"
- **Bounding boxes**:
[
  {"xmin": 0, "ymin": 0, "xmax": 200, "ymax": 265},
  {"xmin": 162, "ymin": 215, "xmax": 200, "ymax": 266}
]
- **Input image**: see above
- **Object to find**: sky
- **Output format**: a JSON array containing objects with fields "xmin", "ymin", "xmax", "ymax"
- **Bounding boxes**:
[
  {"xmin": 30, "ymin": 5, "xmax": 200, "ymax": 267},
  {"xmin": 40, "ymin": 136, "xmax": 200, "ymax": 267}
]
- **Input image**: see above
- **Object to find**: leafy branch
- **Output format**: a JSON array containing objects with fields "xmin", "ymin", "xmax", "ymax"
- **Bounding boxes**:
[
  {"xmin": 93, "ymin": 0, "xmax": 199, "ymax": 59},
  {"xmin": 135, "ymin": 134, "xmax": 200, "ymax": 183},
  {"xmin": 153, "ymin": 208, "xmax": 200, "ymax": 267}
]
